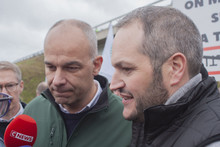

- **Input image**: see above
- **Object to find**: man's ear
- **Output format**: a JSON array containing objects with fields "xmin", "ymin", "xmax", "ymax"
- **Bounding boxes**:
[
  {"xmin": 18, "ymin": 80, "xmax": 24, "ymax": 93},
  {"xmin": 168, "ymin": 53, "xmax": 187, "ymax": 86},
  {"xmin": 93, "ymin": 56, "xmax": 103, "ymax": 76}
]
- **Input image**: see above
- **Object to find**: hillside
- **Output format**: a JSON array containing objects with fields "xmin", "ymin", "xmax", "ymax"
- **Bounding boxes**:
[{"xmin": 16, "ymin": 54, "xmax": 45, "ymax": 103}]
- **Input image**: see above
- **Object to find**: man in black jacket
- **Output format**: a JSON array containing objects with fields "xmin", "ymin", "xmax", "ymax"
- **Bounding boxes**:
[
  {"xmin": 110, "ymin": 6, "xmax": 220, "ymax": 147},
  {"xmin": 0, "ymin": 61, "xmax": 26, "ymax": 141}
]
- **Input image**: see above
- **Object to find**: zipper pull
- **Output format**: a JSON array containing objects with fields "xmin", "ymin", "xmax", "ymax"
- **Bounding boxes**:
[{"xmin": 50, "ymin": 127, "xmax": 55, "ymax": 145}]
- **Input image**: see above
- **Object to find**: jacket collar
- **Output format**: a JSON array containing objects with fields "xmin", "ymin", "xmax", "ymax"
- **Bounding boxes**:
[
  {"xmin": 143, "ymin": 65, "xmax": 216, "ymax": 144},
  {"xmin": 41, "ymin": 75, "xmax": 109, "ymax": 114}
]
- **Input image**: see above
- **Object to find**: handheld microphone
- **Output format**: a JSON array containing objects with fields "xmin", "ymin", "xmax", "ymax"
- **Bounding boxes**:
[{"xmin": 4, "ymin": 114, "xmax": 37, "ymax": 147}]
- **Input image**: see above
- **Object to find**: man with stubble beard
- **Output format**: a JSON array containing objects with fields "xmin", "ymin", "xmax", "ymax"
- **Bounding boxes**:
[{"xmin": 110, "ymin": 6, "xmax": 220, "ymax": 147}]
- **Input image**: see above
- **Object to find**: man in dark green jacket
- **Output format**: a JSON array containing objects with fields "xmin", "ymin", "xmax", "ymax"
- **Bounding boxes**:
[{"xmin": 23, "ymin": 19, "xmax": 132, "ymax": 147}]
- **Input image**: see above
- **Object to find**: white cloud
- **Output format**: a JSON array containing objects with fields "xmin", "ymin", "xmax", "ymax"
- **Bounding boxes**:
[{"xmin": 0, "ymin": 0, "xmax": 169, "ymax": 62}]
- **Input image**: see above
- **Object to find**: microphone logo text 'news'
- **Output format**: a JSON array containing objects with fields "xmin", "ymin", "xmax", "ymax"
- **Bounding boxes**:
[{"xmin": 10, "ymin": 130, "xmax": 33, "ymax": 142}]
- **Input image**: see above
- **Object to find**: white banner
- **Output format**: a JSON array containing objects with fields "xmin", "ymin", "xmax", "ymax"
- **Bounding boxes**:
[
  {"xmin": 173, "ymin": 0, "xmax": 220, "ymax": 81},
  {"xmin": 99, "ymin": 23, "xmax": 115, "ymax": 82}
]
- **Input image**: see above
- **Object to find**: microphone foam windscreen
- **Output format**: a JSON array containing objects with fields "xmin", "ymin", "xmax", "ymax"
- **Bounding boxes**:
[{"xmin": 4, "ymin": 114, "xmax": 37, "ymax": 147}]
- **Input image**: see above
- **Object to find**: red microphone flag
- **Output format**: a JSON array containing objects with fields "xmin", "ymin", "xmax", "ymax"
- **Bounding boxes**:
[{"xmin": 4, "ymin": 114, "xmax": 37, "ymax": 147}]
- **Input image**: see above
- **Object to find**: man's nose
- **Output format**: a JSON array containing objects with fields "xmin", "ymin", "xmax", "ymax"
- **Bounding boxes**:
[
  {"xmin": 110, "ymin": 73, "xmax": 125, "ymax": 92},
  {"xmin": 52, "ymin": 69, "xmax": 66, "ymax": 86},
  {"xmin": 1, "ymin": 86, "xmax": 9, "ymax": 95}
]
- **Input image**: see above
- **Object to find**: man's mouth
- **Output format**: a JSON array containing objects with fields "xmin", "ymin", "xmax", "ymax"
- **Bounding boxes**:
[
  {"xmin": 120, "ymin": 93, "xmax": 133, "ymax": 100},
  {"xmin": 119, "ymin": 92, "xmax": 134, "ymax": 105},
  {"xmin": 52, "ymin": 90, "xmax": 71, "ymax": 97}
]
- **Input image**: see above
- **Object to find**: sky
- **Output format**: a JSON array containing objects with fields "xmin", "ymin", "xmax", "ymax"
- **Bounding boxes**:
[{"xmin": 0, "ymin": 0, "xmax": 171, "ymax": 62}]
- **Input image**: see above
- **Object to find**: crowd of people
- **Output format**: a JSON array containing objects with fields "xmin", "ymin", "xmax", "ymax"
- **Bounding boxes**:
[{"xmin": 0, "ymin": 6, "xmax": 220, "ymax": 147}]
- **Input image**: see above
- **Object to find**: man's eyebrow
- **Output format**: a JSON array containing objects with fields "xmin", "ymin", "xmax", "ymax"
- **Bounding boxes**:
[
  {"xmin": 64, "ymin": 61, "xmax": 82, "ymax": 66},
  {"xmin": 44, "ymin": 61, "xmax": 52, "ymax": 65},
  {"xmin": 44, "ymin": 61, "xmax": 83, "ymax": 67},
  {"xmin": 114, "ymin": 62, "xmax": 123, "ymax": 68},
  {"xmin": 114, "ymin": 61, "xmax": 132, "ymax": 68}
]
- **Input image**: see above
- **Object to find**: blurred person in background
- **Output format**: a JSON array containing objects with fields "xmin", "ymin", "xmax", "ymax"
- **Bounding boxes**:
[
  {"xmin": 36, "ymin": 81, "xmax": 48, "ymax": 96},
  {"xmin": 0, "ymin": 61, "xmax": 26, "ymax": 141}
]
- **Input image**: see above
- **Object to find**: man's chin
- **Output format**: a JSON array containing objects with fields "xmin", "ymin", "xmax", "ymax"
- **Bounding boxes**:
[
  {"xmin": 54, "ymin": 97, "xmax": 68, "ymax": 104},
  {"xmin": 123, "ymin": 109, "xmax": 144, "ymax": 122},
  {"xmin": 123, "ymin": 110, "xmax": 135, "ymax": 121}
]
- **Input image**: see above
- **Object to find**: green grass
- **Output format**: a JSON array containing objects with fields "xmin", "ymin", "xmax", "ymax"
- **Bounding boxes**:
[{"xmin": 16, "ymin": 55, "xmax": 45, "ymax": 103}]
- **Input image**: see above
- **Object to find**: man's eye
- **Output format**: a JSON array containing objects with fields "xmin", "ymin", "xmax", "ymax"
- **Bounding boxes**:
[
  {"xmin": 66, "ymin": 66, "xmax": 80, "ymax": 71},
  {"xmin": 6, "ymin": 84, "xmax": 13, "ymax": 88},
  {"xmin": 46, "ymin": 65, "xmax": 56, "ymax": 71},
  {"xmin": 121, "ymin": 67, "xmax": 133, "ymax": 73},
  {"xmin": 123, "ymin": 67, "xmax": 131, "ymax": 71}
]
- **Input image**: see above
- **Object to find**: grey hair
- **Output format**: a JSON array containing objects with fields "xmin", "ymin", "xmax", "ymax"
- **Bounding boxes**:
[
  {"xmin": 0, "ymin": 61, "xmax": 22, "ymax": 82},
  {"xmin": 46, "ymin": 19, "xmax": 98, "ymax": 59},
  {"xmin": 117, "ymin": 6, "xmax": 203, "ymax": 78}
]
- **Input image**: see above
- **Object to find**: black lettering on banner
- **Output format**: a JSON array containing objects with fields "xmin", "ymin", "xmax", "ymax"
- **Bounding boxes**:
[
  {"xmin": 213, "ymin": 31, "xmax": 220, "ymax": 41},
  {"xmin": 195, "ymin": 0, "xmax": 204, "ymax": 7},
  {"xmin": 209, "ymin": 0, "xmax": 220, "ymax": 5},
  {"xmin": 185, "ymin": 0, "xmax": 204, "ymax": 9},
  {"xmin": 203, "ymin": 55, "xmax": 220, "ymax": 67},
  {"xmin": 202, "ymin": 34, "xmax": 209, "ymax": 42},
  {"xmin": 211, "ymin": 13, "xmax": 219, "ymax": 22},
  {"xmin": 185, "ymin": 1, "xmax": 194, "ymax": 9}
]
